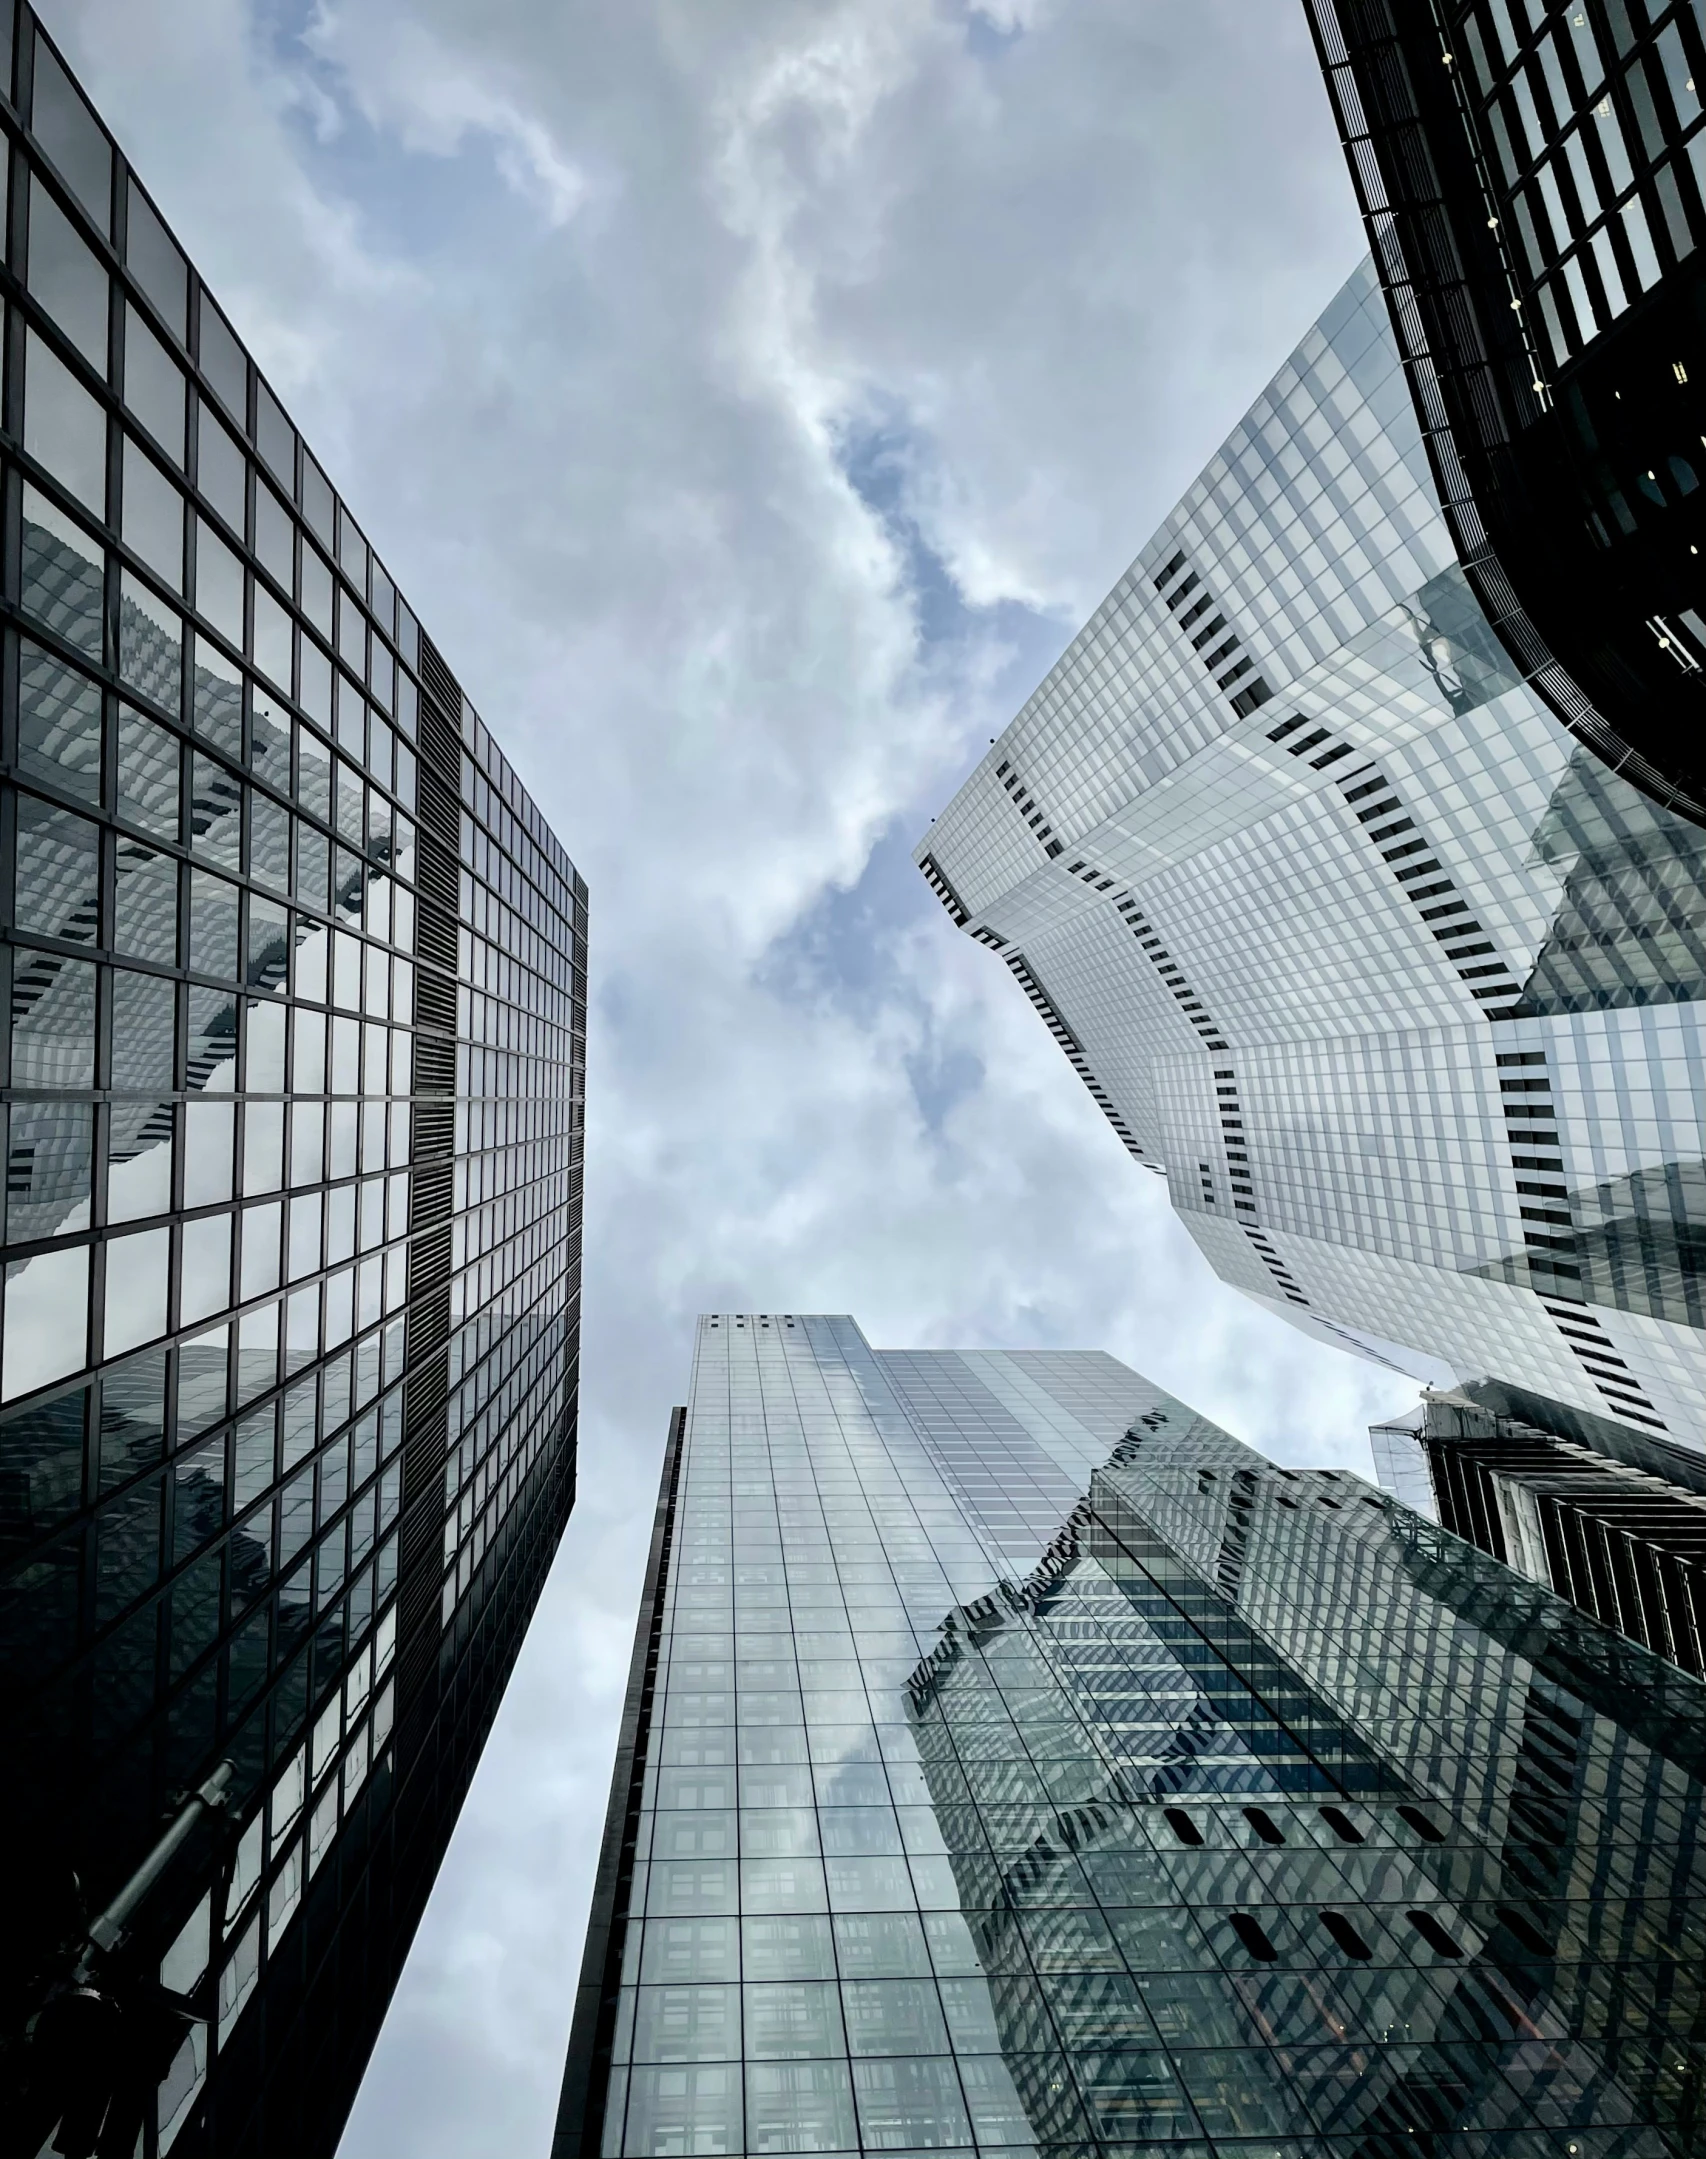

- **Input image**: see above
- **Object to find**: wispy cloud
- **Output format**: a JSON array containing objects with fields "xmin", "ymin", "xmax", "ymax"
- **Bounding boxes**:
[{"xmin": 304, "ymin": 3, "xmax": 594, "ymax": 226}]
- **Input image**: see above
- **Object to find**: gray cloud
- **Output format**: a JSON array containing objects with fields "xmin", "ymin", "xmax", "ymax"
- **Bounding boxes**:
[{"xmin": 39, "ymin": 1, "xmax": 1404, "ymax": 2151}]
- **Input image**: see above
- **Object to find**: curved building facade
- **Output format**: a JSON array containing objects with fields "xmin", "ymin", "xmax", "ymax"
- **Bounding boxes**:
[
  {"xmin": 1306, "ymin": 0, "xmax": 1706, "ymax": 820},
  {"xmin": 917, "ymin": 258, "xmax": 1706, "ymax": 1462}
]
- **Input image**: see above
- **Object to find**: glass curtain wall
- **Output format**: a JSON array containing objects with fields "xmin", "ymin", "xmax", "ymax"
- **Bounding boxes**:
[
  {"xmin": 0, "ymin": 9, "xmax": 586, "ymax": 2154},
  {"xmin": 558, "ymin": 1314, "xmax": 1706, "ymax": 2159}
]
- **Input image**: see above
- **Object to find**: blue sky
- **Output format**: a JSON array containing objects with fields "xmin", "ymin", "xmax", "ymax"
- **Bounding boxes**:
[{"xmin": 40, "ymin": 1, "xmax": 1421, "ymax": 2151}]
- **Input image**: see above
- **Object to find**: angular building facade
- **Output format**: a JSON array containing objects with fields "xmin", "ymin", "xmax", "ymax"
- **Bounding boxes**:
[
  {"xmin": 916, "ymin": 253, "xmax": 1706, "ymax": 1478},
  {"xmin": 557, "ymin": 1314, "xmax": 1706, "ymax": 2158},
  {"xmin": 1372, "ymin": 1388, "xmax": 1706, "ymax": 1675},
  {"xmin": 1305, "ymin": 0, "xmax": 1706, "ymax": 818},
  {"xmin": 0, "ymin": 10, "xmax": 586, "ymax": 2155}
]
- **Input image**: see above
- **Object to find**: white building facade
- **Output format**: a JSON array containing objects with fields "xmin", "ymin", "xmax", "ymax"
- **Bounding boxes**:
[{"xmin": 919, "ymin": 259, "xmax": 1706, "ymax": 1456}]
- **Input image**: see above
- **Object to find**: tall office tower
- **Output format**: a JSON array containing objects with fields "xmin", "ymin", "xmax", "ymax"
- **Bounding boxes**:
[
  {"xmin": 557, "ymin": 1314, "xmax": 1706, "ymax": 2159},
  {"xmin": 0, "ymin": 10, "xmax": 586, "ymax": 2156},
  {"xmin": 1304, "ymin": 0, "xmax": 1706, "ymax": 817},
  {"xmin": 916, "ymin": 254, "xmax": 1706, "ymax": 1503}
]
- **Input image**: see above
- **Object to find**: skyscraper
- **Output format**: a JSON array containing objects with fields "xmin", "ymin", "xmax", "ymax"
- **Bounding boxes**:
[
  {"xmin": 1304, "ymin": 0, "xmax": 1706, "ymax": 817},
  {"xmin": 916, "ymin": 255, "xmax": 1706, "ymax": 1478},
  {"xmin": 0, "ymin": 10, "xmax": 585, "ymax": 2155},
  {"xmin": 557, "ymin": 1314, "xmax": 1706, "ymax": 2158}
]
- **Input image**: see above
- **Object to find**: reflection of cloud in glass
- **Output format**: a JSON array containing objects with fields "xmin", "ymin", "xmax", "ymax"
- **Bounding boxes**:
[
  {"xmin": 3, "ymin": 770, "xmax": 399, "ymax": 1387},
  {"xmin": 2, "ymin": 1242, "xmax": 88, "ymax": 1398},
  {"xmin": 104, "ymin": 1226, "xmax": 171, "ymax": 1358}
]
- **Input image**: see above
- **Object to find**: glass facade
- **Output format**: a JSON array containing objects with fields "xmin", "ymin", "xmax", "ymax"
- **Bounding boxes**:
[
  {"xmin": 558, "ymin": 1314, "xmax": 1706, "ymax": 2158},
  {"xmin": 1305, "ymin": 0, "xmax": 1706, "ymax": 817},
  {"xmin": 917, "ymin": 254, "xmax": 1706, "ymax": 1463},
  {"xmin": 1371, "ymin": 1391, "xmax": 1706, "ymax": 1676},
  {"xmin": 0, "ymin": 9, "xmax": 586, "ymax": 2155}
]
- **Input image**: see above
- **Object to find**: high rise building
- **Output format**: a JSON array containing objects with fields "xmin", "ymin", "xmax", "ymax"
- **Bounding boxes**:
[
  {"xmin": 557, "ymin": 1314, "xmax": 1706, "ymax": 2159},
  {"xmin": 1304, "ymin": 0, "xmax": 1706, "ymax": 817},
  {"xmin": 916, "ymin": 253, "xmax": 1706, "ymax": 1480},
  {"xmin": 0, "ymin": 10, "xmax": 586, "ymax": 2155}
]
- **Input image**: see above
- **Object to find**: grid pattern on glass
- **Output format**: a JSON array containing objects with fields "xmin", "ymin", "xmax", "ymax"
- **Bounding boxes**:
[
  {"xmin": 1448, "ymin": 0, "xmax": 1706, "ymax": 369},
  {"xmin": 441, "ymin": 704, "xmax": 584, "ymax": 1632},
  {"xmin": 916, "ymin": 248, "xmax": 1706, "ymax": 1450},
  {"xmin": 571, "ymin": 1316, "xmax": 1706, "ymax": 2159},
  {"xmin": 588, "ymin": 1315, "xmax": 1140, "ymax": 2159},
  {"xmin": 0, "ymin": 9, "xmax": 586, "ymax": 2149},
  {"xmin": 1412, "ymin": 1393, "xmax": 1706, "ymax": 1671}
]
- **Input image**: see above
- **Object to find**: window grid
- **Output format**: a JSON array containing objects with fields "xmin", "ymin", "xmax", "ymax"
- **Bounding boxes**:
[{"xmin": 0, "ymin": 10, "xmax": 586, "ymax": 2150}]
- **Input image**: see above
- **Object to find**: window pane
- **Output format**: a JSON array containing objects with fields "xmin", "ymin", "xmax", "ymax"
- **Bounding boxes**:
[
  {"xmin": 300, "ymin": 545, "xmax": 333, "ymax": 639},
  {"xmin": 255, "ymin": 481, "xmax": 293, "ymax": 593},
  {"xmin": 198, "ymin": 295, "xmax": 245, "ymax": 418},
  {"xmin": 26, "ymin": 328, "xmax": 106, "ymax": 516},
  {"xmin": 28, "ymin": 177, "xmax": 107, "ymax": 367},
  {"xmin": 104, "ymin": 1224, "xmax": 170, "ymax": 1356},
  {"xmin": 4, "ymin": 1100, "xmax": 92, "ymax": 1243},
  {"xmin": 189, "ymin": 868, "xmax": 241, "ymax": 980},
  {"xmin": 113, "ymin": 848, "xmax": 178, "ymax": 965},
  {"xmin": 302, "ymin": 456, "xmax": 334, "ymax": 545},
  {"xmin": 195, "ymin": 519, "xmax": 244, "ymax": 647},
  {"xmin": 109, "ymin": 969, "xmax": 175, "ymax": 1092},
  {"xmin": 253, "ymin": 585, "xmax": 291, "ymax": 694},
  {"xmin": 14, "ymin": 795, "xmax": 100, "ymax": 943},
  {"xmin": 21, "ymin": 487, "xmax": 104, "ymax": 661},
  {"xmin": 116, "ymin": 706, "xmax": 180, "ymax": 838},
  {"xmin": 125, "ymin": 180, "xmax": 187, "ymax": 339},
  {"xmin": 255, "ymin": 378, "xmax": 294, "ymax": 491},
  {"xmin": 118, "ymin": 569, "xmax": 183, "ymax": 713},
  {"xmin": 122, "ymin": 437, "xmax": 183, "ymax": 591},
  {"xmin": 3, "ymin": 1244, "xmax": 90, "ymax": 1398},
  {"xmin": 19, "ymin": 640, "xmax": 102, "ymax": 802},
  {"xmin": 10, "ymin": 952, "xmax": 95, "ymax": 1088},
  {"xmin": 31, "ymin": 42, "xmax": 112, "ymax": 233},
  {"xmin": 197, "ymin": 406, "xmax": 246, "ymax": 534},
  {"xmin": 123, "ymin": 303, "xmax": 184, "ymax": 463}
]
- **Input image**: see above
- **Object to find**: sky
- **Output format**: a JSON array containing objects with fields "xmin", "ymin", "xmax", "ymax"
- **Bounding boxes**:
[{"xmin": 39, "ymin": 2, "xmax": 1423, "ymax": 2151}]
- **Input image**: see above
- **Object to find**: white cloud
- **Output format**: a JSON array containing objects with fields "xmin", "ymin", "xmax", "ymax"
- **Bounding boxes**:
[
  {"xmin": 33, "ymin": 1, "xmax": 1404, "ymax": 2153},
  {"xmin": 303, "ymin": 3, "xmax": 593, "ymax": 226}
]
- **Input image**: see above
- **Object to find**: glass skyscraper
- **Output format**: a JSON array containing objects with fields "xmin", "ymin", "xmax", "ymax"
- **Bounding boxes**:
[
  {"xmin": 916, "ymin": 252, "xmax": 1706, "ymax": 1490},
  {"xmin": 1305, "ymin": 0, "xmax": 1706, "ymax": 817},
  {"xmin": 556, "ymin": 1314, "xmax": 1706, "ymax": 2158},
  {"xmin": 0, "ymin": 10, "xmax": 585, "ymax": 2155}
]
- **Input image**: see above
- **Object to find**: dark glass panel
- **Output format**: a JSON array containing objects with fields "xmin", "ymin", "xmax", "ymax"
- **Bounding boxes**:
[
  {"xmin": 30, "ymin": 41, "xmax": 111, "ymax": 233},
  {"xmin": 124, "ymin": 180, "xmax": 187, "ymax": 339}
]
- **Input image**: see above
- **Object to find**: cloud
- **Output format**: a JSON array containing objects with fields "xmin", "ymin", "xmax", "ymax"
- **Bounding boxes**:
[
  {"xmin": 302, "ymin": 3, "xmax": 594, "ymax": 226},
  {"xmin": 35, "ymin": 1, "xmax": 1398, "ymax": 2153}
]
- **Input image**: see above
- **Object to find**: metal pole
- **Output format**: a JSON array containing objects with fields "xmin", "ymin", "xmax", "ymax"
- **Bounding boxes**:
[{"xmin": 80, "ymin": 1761, "xmax": 233, "ymax": 1965}]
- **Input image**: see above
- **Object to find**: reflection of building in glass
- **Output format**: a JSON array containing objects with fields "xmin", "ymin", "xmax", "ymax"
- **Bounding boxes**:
[
  {"xmin": 556, "ymin": 1316, "xmax": 1706, "ymax": 2159},
  {"xmin": 1304, "ymin": 1, "xmax": 1706, "ymax": 819},
  {"xmin": 917, "ymin": 257, "xmax": 1706, "ymax": 1468},
  {"xmin": 1372, "ymin": 1389, "xmax": 1706, "ymax": 1677},
  {"xmin": 0, "ymin": 13, "xmax": 585, "ymax": 2156}
]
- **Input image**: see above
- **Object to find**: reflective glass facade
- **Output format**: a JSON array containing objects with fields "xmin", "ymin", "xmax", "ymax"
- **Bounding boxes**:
[
  {"xmin": 558, "ymin": 1314, "xmax": 1706, "ymax": 2158},
  {"xmin": 0, "ymin": 9, "xmax": 586, "ymax": 2154},
  {"xmin": 917, "ymin": 257, "xmax": 1706, "ymax": 1459},
  {"xmin": 1370, "ymin": 1391, "xmax": 1706, "ymax": 1675},
  {"xmin": 1306, "ymin": 0, "xmax": 1706, "ymax": 816}
]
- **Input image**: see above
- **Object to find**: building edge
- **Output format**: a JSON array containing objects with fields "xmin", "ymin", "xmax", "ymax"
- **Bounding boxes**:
[
  {"xmin": 1301, "ymin": 0, "xmax": 1706, "ymax": 826},
  {"xmin": 552, "ymin": 1408, "xmax": 685, "ymax": 2159}
]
